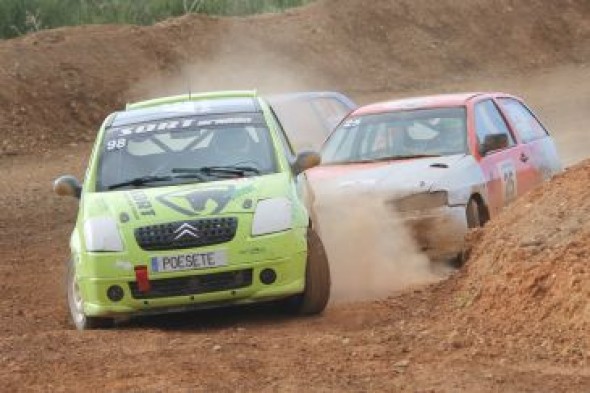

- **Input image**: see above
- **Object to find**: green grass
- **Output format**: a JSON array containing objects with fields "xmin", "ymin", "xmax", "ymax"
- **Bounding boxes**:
[{"xmin": 0, "ymin": 0, "xmax": 312, "ymax": 39}]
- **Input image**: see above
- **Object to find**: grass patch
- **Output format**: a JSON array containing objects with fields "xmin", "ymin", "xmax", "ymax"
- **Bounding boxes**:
[{"xmin": 0, "ymin": 0, "xmax": 313, "ymax": 39}]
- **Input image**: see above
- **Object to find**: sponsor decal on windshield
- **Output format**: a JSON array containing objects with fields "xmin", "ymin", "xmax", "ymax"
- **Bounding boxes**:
[
  {"xmin": 108, "ymin": 117, "xmax": 254, "ymax": 139},
  {"xmin": 104, "ymin": 116, "xmax": 256, "ymax": 152}
]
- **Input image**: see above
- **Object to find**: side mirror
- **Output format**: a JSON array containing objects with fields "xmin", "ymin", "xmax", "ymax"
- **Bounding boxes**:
[
  {"xmin": 293, "ymin": 151, "xmax": 321, "ymax": 175},
  {"xmin": 480, "ymin": 133, "xmax": 509, "ymax": 156},
  {"xmin": 53, "ymin": 175, "xmax": 82, "ymax": 199}
]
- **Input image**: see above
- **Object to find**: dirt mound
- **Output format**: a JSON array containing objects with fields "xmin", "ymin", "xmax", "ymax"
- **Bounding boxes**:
[
  {"xmin": 0, "ymin": 0, "xmax": 589, "ymax": 155},
  {"xmin": 442, "ymin": 161, "xmax": 590, "ymax": 364}
]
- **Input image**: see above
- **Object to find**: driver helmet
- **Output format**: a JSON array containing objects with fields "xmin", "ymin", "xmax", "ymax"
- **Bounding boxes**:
[{"xmin": 212, "ymin": 128, "xmax": 252, "ymax": 158}]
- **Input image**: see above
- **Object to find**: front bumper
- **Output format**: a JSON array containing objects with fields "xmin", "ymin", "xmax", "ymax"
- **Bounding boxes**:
[
  {"xmin": 79, "ymin": 253, "xmax": 306, "ymax": 317},
  {"xmin": 400, "ymin": 205, "xmax": 468, "ymax": 261},
  {"xmin": 75, "ymin": 227, "xmax": 308, "ymax": 317}
]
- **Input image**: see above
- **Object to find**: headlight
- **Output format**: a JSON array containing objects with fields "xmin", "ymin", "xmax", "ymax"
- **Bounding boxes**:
[
  {"xmin": 393, "ymin": 191, "xmax": 448, "ymax": 212},
  {"xmin": 84, "ymin": 217, "xmax": 124, "ymax": 252},
  {"xmin": 251, "ymin": 198, "xmax": 293, "ymax": 236}
]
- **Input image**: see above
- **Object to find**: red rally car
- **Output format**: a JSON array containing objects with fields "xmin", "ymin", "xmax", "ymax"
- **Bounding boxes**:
[{"xmin": 305, "ymin": 92, "xmax": 562, "ymax": 262}]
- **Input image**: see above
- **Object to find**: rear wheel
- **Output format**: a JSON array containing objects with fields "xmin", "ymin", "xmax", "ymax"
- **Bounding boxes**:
[
  {"xmin": 67, "ymin": 258, "xmax": 113, "ymax": 330},
  {"xmin": 285, "ymin": 229, "xmax": 331, "ymax": 315}
]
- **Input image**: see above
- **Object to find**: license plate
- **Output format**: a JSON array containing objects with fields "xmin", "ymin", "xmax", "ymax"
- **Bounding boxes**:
[{"xmin": 151, "ymin": 250, "xmax": 227, "ymax": 272}]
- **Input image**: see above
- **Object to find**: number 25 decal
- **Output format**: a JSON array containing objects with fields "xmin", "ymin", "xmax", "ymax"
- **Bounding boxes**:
[{"xmin": 499, "ymin": 161, "xmax": 517, "ymax": 205}]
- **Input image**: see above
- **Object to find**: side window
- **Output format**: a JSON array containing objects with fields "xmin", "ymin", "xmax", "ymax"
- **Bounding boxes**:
[
  {"xmin": 312, "ymin": 97, "xmax": 351, "ymax": 130},
  {"xmin": 474, "ymin": 99, "xmax": 515, "ymax": 149},
  {"xmin": 498, "ymin": 98, "xmax": 548, "ymax": 143}
]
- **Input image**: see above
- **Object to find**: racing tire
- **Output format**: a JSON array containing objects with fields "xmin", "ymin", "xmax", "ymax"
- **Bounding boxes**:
[
  {"xmin": 466, "ymin": 198, "xmax": 482, "ymax": 229},
  {"xmin": 285, "ymin": 228, "xmax": 331, "ymax": 315},
  {"xmin": 451, "ymin": 198, "xmax": 485, "ymax": 268},
  {"xmin": 67, "ymin": 258, "xmax": 114, "ymax": 330}
]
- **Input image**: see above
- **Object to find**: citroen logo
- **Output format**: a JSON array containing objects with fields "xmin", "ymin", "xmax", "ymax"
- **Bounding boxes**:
[{"xmin": 173, "ymin": 223, "xmax": 200, "ymax": 240}]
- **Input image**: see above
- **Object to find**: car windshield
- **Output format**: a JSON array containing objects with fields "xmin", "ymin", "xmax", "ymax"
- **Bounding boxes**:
[
  {"xmin": 321, "ymin": 107, "xmax": 468, "ymax": 164},
  {"xmin": 97, "ymin": 112, "xmax": 277, "ymax": 191}
]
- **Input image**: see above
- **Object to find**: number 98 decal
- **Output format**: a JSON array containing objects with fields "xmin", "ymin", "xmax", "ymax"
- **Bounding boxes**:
[{"xmin": 106, "ymin": 138, "xmax": 127, "ymax": 151}]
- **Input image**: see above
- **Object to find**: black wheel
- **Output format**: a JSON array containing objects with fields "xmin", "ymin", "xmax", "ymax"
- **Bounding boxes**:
[
  {"xmin": 450, "ymin": 198, "xmax": 485, "ymax": 268},
  {"xmin": 285, "ymin": 228, "xmax": 331, "ymax": 315},
  {"xmin": 466, "ymin": 198, "xmax": 482, "ymax": 229},
  {"xmin": 67, "ymin": 258, "xmax": 113, "ymax": 330}
]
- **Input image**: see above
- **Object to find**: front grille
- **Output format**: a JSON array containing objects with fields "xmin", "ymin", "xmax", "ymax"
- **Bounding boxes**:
[
  {"xmin": 129, "ymin": 269, "xmax": 253, "ymax": 299},
  {"xmin": 135, "ymin": 217, "xmax": 238, "ymax": 251}
]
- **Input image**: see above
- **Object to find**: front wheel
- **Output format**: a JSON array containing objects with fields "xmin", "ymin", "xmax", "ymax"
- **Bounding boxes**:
[
  {"xmin": 67, "ymin": 258, "xmax": 113, "ymax": 330},
  {"xmin": 466, "ymin": 198, "xmax": 482, "ymax": 229},
  {"xmin": 285, "ymin": 229, "xmax": 331, "ymax": 315},
  {"xmin": 450, "ymin": 198, "xmax": 486, "ymax": 268}
]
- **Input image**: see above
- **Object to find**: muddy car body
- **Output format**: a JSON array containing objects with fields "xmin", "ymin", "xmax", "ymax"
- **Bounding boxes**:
[{"xmin": 308, "ymin": 92, "xmax": 562, "ymax": 261}]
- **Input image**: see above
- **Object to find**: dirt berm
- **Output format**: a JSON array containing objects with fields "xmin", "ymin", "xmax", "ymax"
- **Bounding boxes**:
[
  {"xmin": 433, "ymin": 161, "xmax": 590, "ymax": 365},
  {"xmin": 1, "ymin": 0, "xmax": 590, "ymax": 391}
]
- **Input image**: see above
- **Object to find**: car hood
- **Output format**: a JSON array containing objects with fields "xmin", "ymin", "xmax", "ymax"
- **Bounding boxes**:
[
  {"xmin": 307, "ymin": 154, "xmax": 468, "ymax": 197},
  {"xmin": 81, "ymin": 173, "xmax": 290, "ymax": 225}
]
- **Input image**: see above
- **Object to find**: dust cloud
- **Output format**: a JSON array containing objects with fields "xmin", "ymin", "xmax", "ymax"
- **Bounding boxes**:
[
  {"xmin": 130, "ymin": 21, "xmax": 329, "ymax": 99},
  {"xmin": 129, "ymin": 23, "xmax": 441, "ymax": 304},
  {"xmin": 311, "ymin": 183, "xmax": 440, "ymax": 303}
]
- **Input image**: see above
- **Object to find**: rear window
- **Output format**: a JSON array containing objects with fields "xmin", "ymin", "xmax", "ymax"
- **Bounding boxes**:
[{"xmin": 498, "ymin": 98, "xmax": 548, "ymax": 143}]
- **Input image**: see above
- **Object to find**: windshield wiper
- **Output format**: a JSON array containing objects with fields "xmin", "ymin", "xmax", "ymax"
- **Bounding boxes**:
[
  {"xmin": 108, "ymin": 173, "xmax": 207, "ymax": 190},
  {"xmin": 172, "ymin": 165, "xmax": 260, "ymax": 178},
  {"xmin": 108, "ymin": 175, "xmax": 173, "ymax": 190}
]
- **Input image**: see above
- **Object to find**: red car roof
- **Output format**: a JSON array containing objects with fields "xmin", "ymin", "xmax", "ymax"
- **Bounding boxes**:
[{"xmin": 353, "ymin": 92, "xmax": 515, "ymax": 116}]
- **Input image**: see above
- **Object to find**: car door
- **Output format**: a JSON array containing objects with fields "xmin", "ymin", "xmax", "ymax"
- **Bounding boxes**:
[
  {"xmin": 472, "ymin": 98, "xmax": 523, "ymax": 217},
  {"xmin": 496, "ymin": 97, "xmax": 562, "ymax": 183}
]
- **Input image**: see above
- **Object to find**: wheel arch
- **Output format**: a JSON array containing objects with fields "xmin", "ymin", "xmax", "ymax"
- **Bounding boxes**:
[{"xmin": 469, "ymin": 192, "xmax": 490, "ymax": 226}]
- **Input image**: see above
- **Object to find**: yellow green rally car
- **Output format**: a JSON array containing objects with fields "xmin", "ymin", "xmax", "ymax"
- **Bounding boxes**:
[{"xmin": 53, "ymin": 91, "xmax": 331, "ymax": 330}]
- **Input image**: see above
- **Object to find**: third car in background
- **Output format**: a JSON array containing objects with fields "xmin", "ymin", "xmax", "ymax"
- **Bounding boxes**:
[{"xmin": 268, "ymin": 92, "xmax": 357, "ymax": 153}]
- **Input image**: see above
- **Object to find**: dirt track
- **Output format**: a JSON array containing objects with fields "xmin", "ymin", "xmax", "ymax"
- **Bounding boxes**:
[{"xmin": 1, "ymin": 0, "xmax": 590, "ymax": 391}]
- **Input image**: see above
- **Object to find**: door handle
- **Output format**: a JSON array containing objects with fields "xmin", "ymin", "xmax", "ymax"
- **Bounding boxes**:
[{"xmin": 520, "ymin": 153, "xmax": 529, "ymax": 163}]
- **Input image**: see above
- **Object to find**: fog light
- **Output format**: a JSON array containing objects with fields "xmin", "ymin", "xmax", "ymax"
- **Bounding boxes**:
[
  {"xmin": 107, "ymin": 285, "xmax": 124, "ymax": 302},
  {"xmin": 260, "ymin": 269, "xmax": 277, "ymax": 285}
]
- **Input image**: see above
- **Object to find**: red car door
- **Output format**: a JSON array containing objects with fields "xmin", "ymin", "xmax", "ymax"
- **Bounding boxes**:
[
  {"xmin": 470, "ymin": 98, "xmax": 524, "ymax": 218},
  {"xmin": 496, "ymin": 97, "xmax": 558, "ymax": 185}
]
